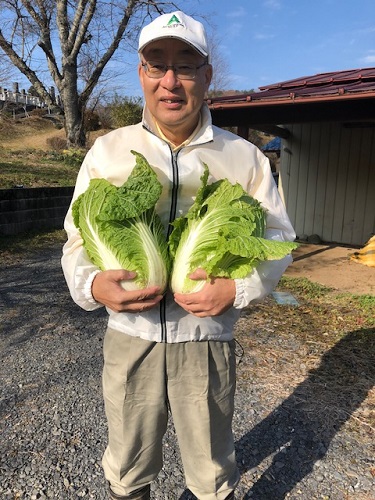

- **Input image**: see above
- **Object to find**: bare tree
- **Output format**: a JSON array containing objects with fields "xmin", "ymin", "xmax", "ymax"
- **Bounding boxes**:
[
  {"xmin": 0, "ymin": 0, "xmax": 178, "ymax": 147},
  {"xmin": 0, "ymin": 53, "xmax": 17, "ymax": 83},
  {"xmin": 207, "ymin": 32, "xmax": 232, "ymax": 96},
  {"xmin": 0, "ymin": 53, "xmax": 18, "ymax": 116}
]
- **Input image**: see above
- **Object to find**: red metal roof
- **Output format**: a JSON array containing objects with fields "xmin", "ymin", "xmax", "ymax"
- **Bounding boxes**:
[
  {"xmin": 208, "ymin": 67, "xmax": 375, "ymax": 107},
  {"xmin": 260, "ymin": 68, "xmax": 375, "ymax": 90}
]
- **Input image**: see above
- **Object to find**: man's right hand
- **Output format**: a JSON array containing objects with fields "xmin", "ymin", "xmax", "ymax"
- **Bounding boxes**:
[{"xmin": 91, "ymin": 270, "xmax": 163, "ymax": 313}]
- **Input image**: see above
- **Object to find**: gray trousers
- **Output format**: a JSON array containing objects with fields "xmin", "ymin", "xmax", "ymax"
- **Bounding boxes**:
[{"xmin": 102, "ymin": 328, "xmax": 239, "ymax": 499}]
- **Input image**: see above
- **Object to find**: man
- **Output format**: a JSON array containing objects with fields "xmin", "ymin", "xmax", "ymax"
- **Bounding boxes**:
[{"xmin": 61, "ymin": 11, "xmax": 296, "ymax": 500}]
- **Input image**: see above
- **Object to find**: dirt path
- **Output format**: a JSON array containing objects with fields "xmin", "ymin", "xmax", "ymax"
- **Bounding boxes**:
[
  {"xmin": 285, "ymin": 243, "xmax": 375, "ymax": 296},
  {"xmin": 4, "ymin": 127, "xmax": 65, "ymax": 150}
]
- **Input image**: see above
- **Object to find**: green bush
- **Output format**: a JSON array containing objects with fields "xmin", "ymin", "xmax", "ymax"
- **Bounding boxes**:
[
  {"xmin": 62, "ymin": 148, "xmax": 86, "ymax": 167},
  {"xmin": 109, "ymin": 95, "xmax": 143, "ymax": 128}
]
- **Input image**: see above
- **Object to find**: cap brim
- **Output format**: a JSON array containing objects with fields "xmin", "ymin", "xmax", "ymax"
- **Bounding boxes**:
[{"xmin": 138, "ymin": 35, "xmax": 208, "ymax": 59}]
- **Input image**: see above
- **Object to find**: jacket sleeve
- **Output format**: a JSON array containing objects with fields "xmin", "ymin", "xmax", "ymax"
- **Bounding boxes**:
[
  {"xmin": 61, "ymin": 148, "xmax": 104, "ymax": 311},
  {"xmin": 233, "ymin": 151, "xmax": 296, "ymax": 309}
]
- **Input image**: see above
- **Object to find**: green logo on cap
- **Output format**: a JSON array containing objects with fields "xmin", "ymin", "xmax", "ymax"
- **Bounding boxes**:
[{"xmin": 167, "ymin": 14, "xmax": 181, "ymax": 25}]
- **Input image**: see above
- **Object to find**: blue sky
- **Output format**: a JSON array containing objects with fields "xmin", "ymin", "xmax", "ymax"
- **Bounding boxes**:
[
  {"xmin": 206, "ymin": 0, "xmax": 375, "ymax": 91},
  {"xmin": 6, "ymin": 0, "xmax": 375, "ymax": 98},
  {"xmin": 122, "ymin": 0, "xmax": 375, "ymax": 97}
]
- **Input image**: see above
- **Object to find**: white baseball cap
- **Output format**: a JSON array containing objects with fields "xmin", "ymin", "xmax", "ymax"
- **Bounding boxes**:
[{"xmin": 138, "ymin": 11, "xmax": 210, "ymax": 61}]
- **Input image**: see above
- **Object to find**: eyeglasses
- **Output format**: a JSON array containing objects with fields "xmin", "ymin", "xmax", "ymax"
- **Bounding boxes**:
[{"xmin": 141, "ymin": 60, "xmax": 208, "ymax": 80}]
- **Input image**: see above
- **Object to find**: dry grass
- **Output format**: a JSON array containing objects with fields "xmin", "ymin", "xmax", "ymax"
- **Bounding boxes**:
[
  {"xmin": 0, "ymin": 115, "xmax": 63, "ymax": 149},
  {"xmin": 0, "ymin": 115, "xmax": 107, "ymax": 150},
  {"xmin": 0, "ymin": 115, "xmax": 108, "ymax": 188},
  {"xmin": 235, "ymin": 291, "xmax": 374, "ymax": 443}
]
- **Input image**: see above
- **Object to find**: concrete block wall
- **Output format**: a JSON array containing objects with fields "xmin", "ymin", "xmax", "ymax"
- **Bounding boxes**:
[{"xmin": 0, "ymin": 187, "xmax": 74, "ymax": 236}]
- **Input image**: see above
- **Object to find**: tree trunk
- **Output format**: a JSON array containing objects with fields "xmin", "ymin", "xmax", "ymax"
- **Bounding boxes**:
[
  {"xmin": 64, "ymin": 102, "xmax": 86, "ymax": 148},
  {"xmin": 61, "ymin": 66, "xmax": 87, "ymax": 148},
  {"xmin": 0, "ymin": 0, "xmax": 178, "ymax": 149}
]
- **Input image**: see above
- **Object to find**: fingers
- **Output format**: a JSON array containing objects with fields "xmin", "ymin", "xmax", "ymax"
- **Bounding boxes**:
[
  {"xmin": 91, "ymin": 269, "xmax": 164, "ymax": 313},
  {"xmin": 106, "ymin": 290, "xmax": 164, "ymax": 314},
  {"xmin": 173, "ymin": 277, "xmax": 236, "ymax": 318},
  {"xmin": 122, "ymin": 294, "xmax": 164, "ymax": 314},
  {"xmin": 111, "ymin": 284, "xmax": 164, "ymax": 313},
  {"xmin": 174, "ymin": 288, "xmax": 209, "ymax": 316},
  {"xmin": 188, "ymin": 268, "xmax": 208, "ymax": 280},
  {"xmin": 111, "ymin": 269, "xmax": 137, "ymax": 281}
]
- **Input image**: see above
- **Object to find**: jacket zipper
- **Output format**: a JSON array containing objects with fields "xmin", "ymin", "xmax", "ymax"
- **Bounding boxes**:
[
  {"xmin": 160, "ymin": 148, "xmax": 180, "ymax": 343},
  {"xmin": 167, "ymin": 149, "xmax": 180, "ymax": 238}
]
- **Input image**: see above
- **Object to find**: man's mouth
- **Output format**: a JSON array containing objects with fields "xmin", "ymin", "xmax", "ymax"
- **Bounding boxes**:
[{"xmin": 161, "ymin": 98, "xmax": 184, "ymax": 104}]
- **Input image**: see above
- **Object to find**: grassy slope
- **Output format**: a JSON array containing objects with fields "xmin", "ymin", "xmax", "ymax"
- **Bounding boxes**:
[{"xmin": 0, "ymin": 115, "xmax": 107, "ymax": 188}]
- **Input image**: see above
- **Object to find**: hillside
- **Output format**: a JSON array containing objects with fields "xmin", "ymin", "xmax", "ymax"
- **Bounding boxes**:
[
  {"xmin": 0, "ymin": 113, "xmax": 279, "ymax": 190},
  {"xmin": 0, "ymin": 115, "xmax": 64, "ymax": 149},
  {"xmin": 0, "ymin": 115, "xmax": 107, "ymax": 189}
]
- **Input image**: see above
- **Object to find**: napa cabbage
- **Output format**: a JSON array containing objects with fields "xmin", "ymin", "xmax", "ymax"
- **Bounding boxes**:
[
  {"xmin": 169, "ymin": 165, "xmax": 298, "ymax": 294},
  {"xmin": 72, "ymin": 151, "xmax": 170, "ymax": 291}
]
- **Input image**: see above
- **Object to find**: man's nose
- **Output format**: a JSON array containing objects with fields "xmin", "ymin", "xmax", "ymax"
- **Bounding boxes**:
[{"xmin": 161, "ymin": 68, "xmax": 182, "ymax": 89}]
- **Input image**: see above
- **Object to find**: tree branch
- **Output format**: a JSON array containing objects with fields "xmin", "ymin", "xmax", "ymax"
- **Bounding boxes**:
[
  {"xmin": 0, "ymin": 28, "xmax": 58, "ymax": 109},
  {"xmin": 20, "ymin": 0, "xmax": 63, "ymax": 85},
  {"xmin": 80, "ymin": 0, "xmax": 139, "ymax": 105},
  {"xmin": 21, "ymin": 0, "xmax": 42, "ymax": 26},
  {"xmin": 56, "ymin": 0, "xmax": 69, "ymax": 51},
  {"xmin": 69, "ymin": 0, "xmax": 96, "ymax": 60}
]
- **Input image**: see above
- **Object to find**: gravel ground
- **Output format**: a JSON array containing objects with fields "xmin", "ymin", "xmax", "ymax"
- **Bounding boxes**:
[{"xmin": 1, "ymin": 243, "xmax": 374, "ymax": 500}]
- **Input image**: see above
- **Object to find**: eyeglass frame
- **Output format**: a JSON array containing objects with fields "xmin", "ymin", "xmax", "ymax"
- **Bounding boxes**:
[{"xmin": 141, "ymin": 60, "xmax": 209, "ymax": 80}]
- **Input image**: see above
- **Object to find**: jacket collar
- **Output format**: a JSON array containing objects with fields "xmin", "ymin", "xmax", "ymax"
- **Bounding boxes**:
[{"xmin": 142, "ymin": 103, "xmax": 214, "ymax": 147}]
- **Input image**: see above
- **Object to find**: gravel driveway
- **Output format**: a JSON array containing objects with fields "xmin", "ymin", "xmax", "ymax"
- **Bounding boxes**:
[{"xmin": 1, "ymin": 243, "xmax": 374, "ymax": 499}]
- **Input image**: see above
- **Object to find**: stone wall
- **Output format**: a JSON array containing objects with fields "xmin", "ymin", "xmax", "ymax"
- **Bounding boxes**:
[{"xmin": 0, "ymin": 187, "xmax": 74, "ymax": 236}]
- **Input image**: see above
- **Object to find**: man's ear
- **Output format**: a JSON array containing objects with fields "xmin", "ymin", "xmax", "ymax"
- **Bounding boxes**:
[{"xmin": 205, "ymin": 64, "xmax": 213, "ymax": 90}]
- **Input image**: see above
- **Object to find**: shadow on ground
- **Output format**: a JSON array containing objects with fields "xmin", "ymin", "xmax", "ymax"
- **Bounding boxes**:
[{"xmin": 235, "ymin": 328, "xmax": 374, "ymax": 499}]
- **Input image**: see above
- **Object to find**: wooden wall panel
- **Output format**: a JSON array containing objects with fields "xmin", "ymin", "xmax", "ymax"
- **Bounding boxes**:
[
  {"xmin": 321, "ymin": 123, "xmax": 341, "ymax": 241},
  {"xmin": 312, "ymin": 122, "xmax": 330, "ymax": 238},
  {"xmin": 331, "ymin": 126, "xmax": 352, "ymax": 243},
  {"xmin": 279, "ymin": 122, "xmax": 375, "ymax": 246},
  {"xmin": 362, "ymin": 131, "xmax": 375, "ymax": 243}
]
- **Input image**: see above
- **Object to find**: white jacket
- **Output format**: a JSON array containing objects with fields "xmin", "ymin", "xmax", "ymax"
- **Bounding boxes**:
[{"xmin": 61, "ymin": 104, "xmax": 296, "ymax": 343}]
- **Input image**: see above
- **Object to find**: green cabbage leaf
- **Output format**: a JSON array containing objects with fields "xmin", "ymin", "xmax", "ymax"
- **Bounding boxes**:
[
  {"xmin": 169, "ymin": 164, "xmax": 298, "ymax": 293},
  {"xmin": 72, "ymin": 151, "xmax": 170, "ymax": 291}
]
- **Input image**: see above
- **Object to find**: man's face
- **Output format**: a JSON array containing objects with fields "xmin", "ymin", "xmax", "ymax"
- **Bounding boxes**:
[{"xmin": 138, "ymin": 39, "xmax": 212, "ymax": 143}]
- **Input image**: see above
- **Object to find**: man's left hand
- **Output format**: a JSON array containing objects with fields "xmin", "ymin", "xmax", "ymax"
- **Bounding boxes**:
[{"xmin": 173, "ymin": 269, "xmax": 236, "ymax": 317}]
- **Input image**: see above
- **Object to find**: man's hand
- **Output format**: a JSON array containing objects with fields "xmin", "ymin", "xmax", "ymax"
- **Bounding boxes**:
[
  {"xmin": 92, "ymin": 270, "xmax": 163, "ymax": 313},
  {"xmin": 173, "ymin": 269, "xmax": 236, "ymax": 317}
]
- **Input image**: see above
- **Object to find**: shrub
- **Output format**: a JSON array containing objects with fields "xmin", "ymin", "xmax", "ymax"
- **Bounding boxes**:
[
  {"xmin": 84, "ymin": 109, "xmax": 101, "ymax": 131},
  {"xmin": 30, "ymin": 108, "xmax": 46, "ymax": 117},
  {"xmin": 109, "ymin": 95, "xmax": 143, "ymax": 128},
  {"xmin": 46, "ymin": 135, "xmax": 67, "ymax": 151},
  {"xmin": 95, "ymin": 106, "xmax": 113, "ymax": 129},
  {"xmin": 61, "ymin": 148, "xmax": 86, "ymax": 167}
]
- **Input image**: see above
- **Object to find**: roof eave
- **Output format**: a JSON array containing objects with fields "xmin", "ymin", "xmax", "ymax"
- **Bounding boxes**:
[{"xmin": 208, "ymin": 91, "xmax": 375, "ymax": 111}]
